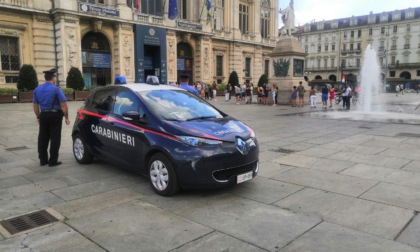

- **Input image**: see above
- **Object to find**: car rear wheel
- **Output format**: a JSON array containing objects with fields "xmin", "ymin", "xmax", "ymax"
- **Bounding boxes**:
[
  {"xmin": 148, "ymin": 153, "xmax": 180, "ymax": 196},
  {"xmin": 73, "ymin": 134, "xmax": 93, "ymax": 164}
]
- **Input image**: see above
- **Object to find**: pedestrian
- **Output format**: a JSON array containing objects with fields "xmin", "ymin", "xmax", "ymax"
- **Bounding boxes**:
[
  {"xmin": 321, "ymin": 84, "xmax": 329, "ymax": 110},
  {"xmin": 297, "ymin": 81, "xmax": 305, "ymax": 107},
  {"xmin": 245, "ymin": 84, "xmax": 252, "ymax": 104},
  {"xmin": 257, "ymin": 86, "xmax": 263, "ymax": 104},
  {"xmin": 204, "ymin": 83, "xmax": 209, "ymax": 99},
  {"xmin": 228, "ymin": 83, "xmax": 232, "ymax": 100},
  {"xmin": 178, "ymin": 75, "xmax": 198, "ymax": 95},
  {"xmin": 250, "ymin": 82, "xmax": 254, "ymax": 103},
  {"xmin": 272, "ymin": 85, "xmax": 277, "ymax": 106},
  {"xmin": 234, "ymin": 85, "xmax": 241, "ymax": 104},
  {"xmin": 196, "ymin": 81, "xmax": 202, "ymax": 96},
  {"xmin": 396, "ymin": 84, "xmax": 400, "ymax": 97},
  {"xmin": 263, "ymin": 82, "xmax": 269, "ymax": 105},
  {"xmin": 342, "ymin": 83, "xmax": 352, "ymax": 110},
  {"xmin": 212, "ymin": 81, "xmax": 217, "ymax": 101},
  {"xmin": 309, "ymin": 86, "xmax": 317, "ymax": 108},
  {"xmin": 291, "ymin": 86, "xmax": 298, "ymax": 107},
  {"xmin": 32, "ymin": 68, "xmax": 70, "ymax": 167},
  {"xmin": 329, "ymin": 84, "xmax": 335, "ymax": 109}
]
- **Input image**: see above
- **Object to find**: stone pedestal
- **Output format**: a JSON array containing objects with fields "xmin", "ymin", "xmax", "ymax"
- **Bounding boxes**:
[{"xmin": 269, "ymin": 36, "xmax": 307, "ymax": 105}]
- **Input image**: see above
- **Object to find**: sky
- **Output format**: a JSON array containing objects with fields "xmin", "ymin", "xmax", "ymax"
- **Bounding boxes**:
[{"xmin": 278, "ymin": 0, "xmax": 419, "ymax": 27}]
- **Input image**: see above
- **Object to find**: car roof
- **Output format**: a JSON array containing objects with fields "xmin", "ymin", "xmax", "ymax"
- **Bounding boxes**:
[{"xmin": 119, "ymin": 83, "xmax": 181, "ymax": 92}]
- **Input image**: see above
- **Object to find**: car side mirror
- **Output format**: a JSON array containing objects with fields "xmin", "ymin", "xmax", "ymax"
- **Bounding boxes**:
[{"xmin": 122, "ymin": 110, "xmax": 141, "ymax": 121}]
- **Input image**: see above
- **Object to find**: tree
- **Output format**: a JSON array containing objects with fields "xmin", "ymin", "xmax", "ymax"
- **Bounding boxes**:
[
  {"xmin": 17, "ymin": 64, "xmax": 38, "ymax": 91},
  {"xmin": 66, "ymin": 67, "xmax": 85, "ymax": 91},
  {"xmin": 257, "ymin": 74, "xmax": 269, "ymax": 87},
  {"xmin": 228, "ymin": 71, "xmax": 239, "ymax": 87}
]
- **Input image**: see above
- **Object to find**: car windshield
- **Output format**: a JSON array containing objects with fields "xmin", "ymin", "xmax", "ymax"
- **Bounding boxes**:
[{"xmin": 138, "ymin": 89, "xmax": 224, "ymax": 121}]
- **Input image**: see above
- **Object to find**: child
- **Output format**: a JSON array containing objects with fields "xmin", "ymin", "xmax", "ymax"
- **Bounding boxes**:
[{"xmin": 291, "ymin": 86, "xmax": 298, "ymax": 107}]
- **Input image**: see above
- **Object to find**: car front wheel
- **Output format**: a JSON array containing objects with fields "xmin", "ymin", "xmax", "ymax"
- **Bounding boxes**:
[
  {"xmin": 148, "ymin": 153, "xmax": 180, "ymax": 196},
  {"xmin": 73, "ymin": 134, "xmax": 93, "ymax": 164}
]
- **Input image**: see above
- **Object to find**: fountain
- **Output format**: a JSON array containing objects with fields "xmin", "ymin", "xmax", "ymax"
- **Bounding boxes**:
[
  {"xmin": 358, "ymin": 44, "xmax": 384, "ymax": 112},
  {"xmin": 306, "ymin": 44, "xmax": 420, "ymax": 124}
]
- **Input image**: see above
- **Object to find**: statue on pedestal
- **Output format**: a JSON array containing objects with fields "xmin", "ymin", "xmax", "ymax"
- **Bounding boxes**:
[{"xmin": 279, "ymin": 0, "xmax": 295, "ymax": 36}]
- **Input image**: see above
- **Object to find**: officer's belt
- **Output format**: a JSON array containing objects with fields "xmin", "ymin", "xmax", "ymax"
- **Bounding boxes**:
[{"xmin": 41, "ymin": 110, "xmax": 61, "ymax": 112}]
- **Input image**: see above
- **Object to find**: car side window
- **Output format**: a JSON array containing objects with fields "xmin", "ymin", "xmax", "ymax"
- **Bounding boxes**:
[
  {"xmin": 91, "ymin": 89, "xmax": 116, "ymax": 112},
  {"xmin": 114, "ymin": 90, "xmax": 144, "ymax": 116}
]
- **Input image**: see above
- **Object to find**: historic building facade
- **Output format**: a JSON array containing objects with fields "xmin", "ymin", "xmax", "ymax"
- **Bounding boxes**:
[
  {"xmin": 294, "ymin": 7, "xmax": 420, "ymax": 90},
  {"xmin": 0, "ymin": 0, "xmax": 278, "ymax": 88}
]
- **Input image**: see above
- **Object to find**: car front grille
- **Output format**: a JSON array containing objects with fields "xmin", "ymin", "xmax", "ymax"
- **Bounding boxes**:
[{"xmin": 212, "ymin": 161, "xmax": 258, "ymax": 182}]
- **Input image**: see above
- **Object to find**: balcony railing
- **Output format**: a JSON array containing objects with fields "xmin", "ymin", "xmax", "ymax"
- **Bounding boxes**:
[
  {"xmin": 0, "ymin": 0, "xmax": 28, "ymax": 7},
  {"xmin": 391, "ymin": 45, "xmax": 397, "ymax": 50},
  {"xmin": 404, "ymin": 44, "xmax": 410, "ymax": 49},
  {"xmin": 134, "ymin": 13, "xmax": 163, "ymax": 25},
  {"xmin": 378, "ymin": 46, "xmax": 385, "ymax": 51}
]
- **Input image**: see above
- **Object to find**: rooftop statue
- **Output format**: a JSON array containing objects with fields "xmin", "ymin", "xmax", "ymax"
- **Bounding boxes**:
[{"xmin": 279, "ymin": 0, "xmax": 295, "ymax": 36}]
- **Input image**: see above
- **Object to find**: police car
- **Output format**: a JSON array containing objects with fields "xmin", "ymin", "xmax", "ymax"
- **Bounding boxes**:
[{"xmin": 72, "ymin": 82, "xmax": 259, "ymax": 196}]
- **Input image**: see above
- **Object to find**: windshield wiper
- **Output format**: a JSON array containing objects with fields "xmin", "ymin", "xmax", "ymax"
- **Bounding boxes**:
[{"xmin": 186, "ymin": 116, "xmax": 217, "ymax": 121}]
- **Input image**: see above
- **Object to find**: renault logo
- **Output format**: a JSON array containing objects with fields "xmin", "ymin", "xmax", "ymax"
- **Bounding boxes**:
[{"xmin": 236, "ymin": 138, "xmax": 248, "ymax": 155}]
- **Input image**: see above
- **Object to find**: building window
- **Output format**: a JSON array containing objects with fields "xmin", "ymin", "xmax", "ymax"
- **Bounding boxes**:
[
  {"xmin": 0, "ymin": 36, "xmax": 20, "ymax": 71},
  {"xmin": 325, "ymin": 45, "xmax": 328, "ymax": 51},
  {"xmin": 417, "ymin": 70, "xmax": 420, "ymax": 76},
  {"xmin": 357, "ymin": 43, "xmax": 361, "ymax": 50},
  {"xmin": 356, "ymin": 58, "xmax": 360, "ymax": 67},
  {"xmin": 318, "ymin": 45, "xmax": 321, "ymax": 52},
  {"xmin": 239, "ymin": 4, "xmax": 249, "ymax": 34},
  {"xmin": 213, "ymin": 0, "xmax": 225, "ymax": 30},
  {"xmin": 369, "ymin": 28, "xmax": 372, "ymax": 36},
  {"xmin": 381, "ymin": 27, "xmax": 385, "ymax": 35},
  {"xmin": 264, "ymin": 59, "xmax": 270, "ymax": 76},
  {"xmin": 332, "ymin": 44, "xmax": 335, "ymax": 51},
  {"xmin": 391, "ymin": 56, "xmax": 396, "ymax": 65},
  {"xmin": 341, "ymin": 59, "xmax": 346, "ymax": 68},
  {"xmin": 343, "ymin": 31, "xmax": 347, "ymax": 38},
  {"xmin": 330, "ymin": 58, "xmax": 335, "ymax": 68},
  {"xmin": 261, "ymin": 0, "xmax": 270, "ymax": 39},
  {"xmin": 390, "ymin": 70, "xmax": 395, "ymax": 77},
  {"xmin": 141, "ymin": 0, "xmax": 163, "ymax": 16},
  {"xmin": 317, "ymin": 59, "xmax": 321, "ymax": 68},
  {"xmin": 407, "ymin": 24, "xmax": 410, "ymax": 32},
  {"xmin": 350, "ymin": 30, "xmax": 354, "ymax": 38},
  {"xmin": 358, "ymin": 30, "xmax": 361, "ymax": 37},
  {"xmin": 381, "ymin": 14, "xmax": 388, "ymax": 21},
  {"xmin": 393, "ymin": 13, "xmax": 399, "ymax": 19},
  {"xmin": 245, "ymin": 57, "xmax": 251, "ymax": 77},
  {"xmin": 305, "ymin": 45, "xmax": 308, "ymax": 53},
  {"xmin": 393, "ymin": 25, "xmax": 397, "ymax": 33},
  {"xmin": 216, "ymin": 55, "xmax": 223, "ymax": 76},
  {"xmin": 178, "ymin": 0, "xmax": 187, "ymax": 19},
  {"xmin": 350, "ymin": 44, "xmax": 354, "ymax": 51},
  {"xmin": 406, "ymin": 12, "xmax": 414, "ymax": 18},
  {"xmin": 324, "ymin": 58, "xmax": 328, "ymax": 68},
  {"xmin": 343, "ymin": 44, "xmax": 346, "ymax": 51}
]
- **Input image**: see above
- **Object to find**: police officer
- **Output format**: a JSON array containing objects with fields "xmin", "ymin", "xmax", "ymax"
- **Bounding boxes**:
[
  {"xmin": 33, "ymin": 69, "xmax": 70, "ymax": 167},
  {"xmin": 178, "ymin": 75, "xmax": 198, "ymax": 95}
]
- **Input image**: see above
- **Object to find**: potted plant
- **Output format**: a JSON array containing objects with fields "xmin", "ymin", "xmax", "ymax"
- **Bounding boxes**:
[
  {"xmin": 66, "ymin": 67, "xmax": 89, "ymax": 101},
  {"xmin": 62, "ymin": 88, "xmax": 75, "ymax": 101},
  {"xmin": 17, "ymin": 64, "xmax": 38, "ymax": 102},
  {"xmin": 0, "ymin": 87, "xmax": 18, "ymax": 103}
]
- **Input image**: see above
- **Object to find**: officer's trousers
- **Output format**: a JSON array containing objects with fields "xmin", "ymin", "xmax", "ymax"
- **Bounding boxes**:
[{"xmin": 38, "ymin": 111, "xmax": 63, "ymax": 165}]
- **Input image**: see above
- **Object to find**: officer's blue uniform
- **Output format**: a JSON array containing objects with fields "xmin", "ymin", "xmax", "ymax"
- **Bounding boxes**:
[
  {"xmin": 33, "ymin": 72, "xmax": 67, "ymax": 166},
  {"xmin": 179, "ymin": 83, "xmax": 199, "ymax": 95}
]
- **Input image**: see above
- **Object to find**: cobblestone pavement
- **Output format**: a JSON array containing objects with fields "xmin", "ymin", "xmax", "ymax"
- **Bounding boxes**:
[{"xmin": 0, "ymin": 93, "xmax": 420, "ymax": 251}]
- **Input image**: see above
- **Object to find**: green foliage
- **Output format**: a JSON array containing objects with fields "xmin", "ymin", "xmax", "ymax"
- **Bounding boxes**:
[
  {"xmin": 228, "ymin": 71, "xmax": 239, "ymax": 87},
  {"xmin": 17, "ymin": 64, "xmax": 38, "ymax": 91},
  {"xmin": 0, "ymin": 87, "xmax": 18, "ymax": 95},
  {"xmin": 257, "ymin": 74, "xmax": 269, "ymax": 87},
  {"xmin": 216, "ymin": 83, "xmax": 227, "ymax": 92},
  {"xmin": 61, "ymin": 88, "xmax": 74, "ymax": 95},
  {"xmin": 66, "ymin": 67, "xmax": 85, "ymax": 91}
]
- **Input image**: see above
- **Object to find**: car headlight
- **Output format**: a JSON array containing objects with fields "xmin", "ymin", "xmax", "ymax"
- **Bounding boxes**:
[{"xmin": 177, "ymin": 136, "xmax": 223, "ymax": 147}]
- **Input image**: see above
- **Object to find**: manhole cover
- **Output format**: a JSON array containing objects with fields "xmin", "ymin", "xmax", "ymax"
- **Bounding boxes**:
[
  {"xmin": 271, "ymin": 148, "xmax": 295, "ymax": 154},
  {"xmin": 5, "ymin": 146, "xmax": 29, "ymax": 152},
  {"xmin": 0, "ymin": 210, "xmax": 58, "ymax": 235}
]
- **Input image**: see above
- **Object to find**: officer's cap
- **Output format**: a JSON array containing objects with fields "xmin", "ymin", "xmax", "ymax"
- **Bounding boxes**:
[{"xmin": 43, "ymin": 68, "xmax": 57, "ymax": 75}]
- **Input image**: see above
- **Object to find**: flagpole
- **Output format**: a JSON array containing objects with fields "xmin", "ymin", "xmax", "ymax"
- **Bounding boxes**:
[{"xmin": 199, "ymin": 0, "xmax": 205, "ymax": 22}]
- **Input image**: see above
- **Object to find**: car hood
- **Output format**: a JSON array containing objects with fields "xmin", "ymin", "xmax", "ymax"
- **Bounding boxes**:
[{"xmin": 166, "ymin": 117, "xmax": 253, "ymax": 142}]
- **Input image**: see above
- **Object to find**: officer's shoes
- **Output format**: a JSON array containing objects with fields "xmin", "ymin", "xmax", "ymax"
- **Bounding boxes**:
[{"xmin": 49, "ymin": 161, "xmax": 62, "ymax": 167}]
